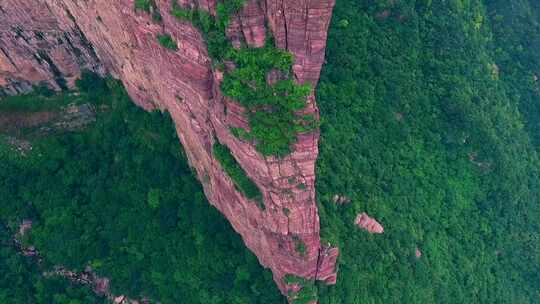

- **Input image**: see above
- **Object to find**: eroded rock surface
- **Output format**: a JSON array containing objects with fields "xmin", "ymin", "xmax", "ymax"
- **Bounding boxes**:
[
  {"xmin": 355, "ymin": 212, "xmax": 384, "ymax": 234},
  {"xmin": 0, "ymin": 0, "xmax": 103, "ymax": 96},
  {"xmin": 415, "ymin": 247, "xmax": 422, "ymax": 259},
  {"xmin": 0, "ymin": 0, "xmax": 336, "ymax": 295}
]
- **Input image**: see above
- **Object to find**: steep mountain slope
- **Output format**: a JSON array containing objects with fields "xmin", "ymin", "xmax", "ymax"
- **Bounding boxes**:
[
  {"xmin": 0, "ymin": 78, "xmax": 286, "ymax": 303},
  {"xmin": 0, "ymin": 0, "xmax": 337, "ymax": 297},
  {"xmin": 315, "ymin": 0, "xmax": 539, "ymax": 303},
  {"xmin": 2, "ymin": 0, "xmax": 539, "ymax": 303}
]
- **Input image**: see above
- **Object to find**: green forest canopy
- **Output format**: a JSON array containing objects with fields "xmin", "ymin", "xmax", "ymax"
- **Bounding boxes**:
[
  {"xmin": 0, "ymin": 74, "xmax": 285, "ymax": 304},
  {"xmin": 315, "ymin": 0, "xmax": 539, "ymax": 303},
  {"xmin": 1, "ymin": 0, "xmax": 540, "ymax": 303}
]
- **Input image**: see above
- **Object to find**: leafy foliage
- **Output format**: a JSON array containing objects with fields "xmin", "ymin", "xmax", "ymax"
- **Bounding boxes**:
[
  {"xmin": 170, "ymin": 1, "xmax": 313, "ymax": 156},
  {"xmin": 292, "ymin": 235, "xmax": 306, "ymax": 256},
  {"xmin": 157, "ymin": 33, "xmax": 178, "ymax": 50},
  {"xmin": 171, "ymin": 2, "xmax": 227, "ymax": 60},
  {"xmin": 221, "ymin": 47, "xmax": 314, "ymax": 156},
  {"xmin": 134, "ymin": 0, "xmax": 152, "ymax": 12},
  {"xmin": 0, "ymin": 223, "xmax": 106, "ymax": 303},
  {"xmin": 0, "ymin": 74, "xmax": 285, "ymax": 303},
  {"xmin": 215, "ymin": 0, "xmax": 246, "ymax": 30},
  {"xmin": 213, "ymin": 142, "xmax": 264, "ymax": 208},
  {"xmin": 134, "ymin": 0, "xmax": 161, "ymax": 22},
  {"xmin": 485, "ymin": 0, "xmax": 540, "ymax": 149},
  {"xmin": 283, "ymin": 275, "xmax": 318, "ymax": 304},
  {"xmin": 0, "ymin": 86, "xmax": 69, "ymax": 113},
  {"xmin": 314, "ymin": 0, "xmax": 540, "ymax": 303}
]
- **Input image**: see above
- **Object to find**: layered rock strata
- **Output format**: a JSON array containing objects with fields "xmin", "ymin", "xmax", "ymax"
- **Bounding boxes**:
[
  {"xmin": 0, "ymin": 0, "xmax": 103, "ymax": 96},
  {"xmin": 0, "ymin": 0, "xmax": 336, "ymax": 295},
  {"xmin": 355, "ymin": 212, "xmax": 384, "ymax": 234}
]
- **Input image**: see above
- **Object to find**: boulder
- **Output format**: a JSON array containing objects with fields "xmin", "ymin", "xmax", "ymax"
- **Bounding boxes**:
[{"xmin": 355, "ymin": 212, "xmax": 384, "ymax": 234}]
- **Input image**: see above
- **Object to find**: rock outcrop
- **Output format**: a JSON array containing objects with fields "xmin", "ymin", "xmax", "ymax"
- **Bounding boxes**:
[
  {"xmin": 0, "ymin": 0, "xmax": 103, "ymax": 96},
  {"xmin": 0, "ymin": 0, "xmax": 336, "ymax": 296},
  {"xmin": 415, "ymin": 247, "xmax": 422, "ymax": 258},
  {"xmin": 44, "ymin": 266, "xmax": 149, "ymax": 304},
  {"xmin": 355, "ymin": 212, "xmax": 384, "ymax": 234}
]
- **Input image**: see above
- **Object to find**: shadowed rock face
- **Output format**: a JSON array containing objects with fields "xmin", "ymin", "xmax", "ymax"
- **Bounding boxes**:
[
  {"xmin": 355, "ymin": 213, "xmax": 384, "ymax": 234},
  {"xmin": 0, "ymin": 0, "xmax": 336, "ymax": 295},
  {"xmin": 0, "ymin": 0, "xmax": 104, "ymax": 96}
]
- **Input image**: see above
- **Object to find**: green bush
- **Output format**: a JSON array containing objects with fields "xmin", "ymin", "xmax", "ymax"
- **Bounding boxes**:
[
  {"xmin": 170, "ymin": 1, "xmax": 313, "ymax": 156},
  {"xmin": 156, "ymin": 33, "xmax": 178, "ymax": 50},
  {"xmin": 215, "ymin": 0, "xmax": 246, "ymax": 30},
  {"xmin": 213, "ymin": 142, "xmax": 264, "ymax": 208},
  {"xmin": 292, "ymin": 236, "xmax": 306, "ymax": 256},
  {"xmin": 171, "ymin": 2, "xmax": 230, "ymax": 60},
  {"xmin": 0, "ymin": 73, "xmax": 109, "ymax": 114},
  {"xmin": 135, "ymin": 0, "xmax": 161, "ymax": 22},
  {"xmin": 283, "ymin": 275, "xmax": 318, "ymax": 304},
  {"xmin": 216, "ymin": 42, "xmax": 314, "ymax": 156},
  {"xmin": 220, "ymin": 46, "xmax": 313, "ymax": 156},
  {"xmin": 170, "ymin": 2, "xmax": 193, "ymax": 21},
  {"xmin": 0, "ymin": 90, "xmax": 67, "ymax": 113},
  {"xmin": 134, "ymin": 0, "xmax": 152, "ymax": 12}
]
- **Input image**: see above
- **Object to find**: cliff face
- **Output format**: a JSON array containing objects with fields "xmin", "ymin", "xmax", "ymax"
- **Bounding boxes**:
[
  {"xmin": 0, "ymin": 0, "xmax": 103, "ymax": 96},
  {"xmin": 0, "ymin": 0, "xmax": 337, "ymax": 295}
]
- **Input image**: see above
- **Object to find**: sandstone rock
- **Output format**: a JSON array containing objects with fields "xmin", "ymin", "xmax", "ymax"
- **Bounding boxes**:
[
  {"xmin": 5, "ymin": 137, "xmax": 32, "ymax": 155},
  {"xmin": 0, "ymin": 0, "xmax": 337, "ymax": 296},
  {"xmin": 94, "ymin": 276, "xmax": 110, "ymax": 295},
  {"xmin": 240, "ymin": 0, "xmax": 266, "ymax": 47},
  {"xmin": 316, "ymin": 245, "xmax": 339, "ymax": 284},
  {"xmin": 332, "ymin": 194, "xmax": 350, "ymax": 204},
  {"xmin": 355, "ymin": 212, "xmax": 384, "ymax": 234},
  {"xmin": 0, "ymin": 0, "xmax": 103, "ymax": 96}
]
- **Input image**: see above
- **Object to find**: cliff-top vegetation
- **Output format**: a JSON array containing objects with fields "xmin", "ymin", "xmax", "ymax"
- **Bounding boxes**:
[
  {"xmin": 170, "ymin": 0, "xmax": 316, "ymax": 157},
  {"xmin": 2, "ymin": 0, "xmax": 539, "ymax": 303}
]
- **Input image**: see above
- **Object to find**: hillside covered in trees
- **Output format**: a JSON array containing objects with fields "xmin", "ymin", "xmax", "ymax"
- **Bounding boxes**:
[
  {"xmin": 315, "ymin": 0, "xmax": 539, "ymax": 303},
  {"xmin": 1, "ymin": 0, "xmax": 539, "ymax": 303}
]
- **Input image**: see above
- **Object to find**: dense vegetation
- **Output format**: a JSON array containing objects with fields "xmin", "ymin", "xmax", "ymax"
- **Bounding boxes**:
[
  {"xmin": 0, "ymin": 85, "xmax": 57, "ymax": 113},
  {"xmin": 171, "ymin": 0, "xmax": 315, "ymax": 156},
  {"xmin": 134, "ymin": 0, "xmax": 153, "ymax": 12},
  {"xmin": 221, "ymin": 47, "xmax": 315, "ymax": 156},
  {"xmin": 1, "ymin": 225, "xmax": 106, "ymax": 304},
  {"xmin": 0, "ymin": 74, "xmax": 285, "ymax": 303},
  {"xmin": 213, "ymin": 142, "xmax": 264, "ymax": 209},
  {"xmin": 284, "ymin": 275, "xmax": 318, "ymax": 304},
  {"xmin": 134, "ymin": 0, "xmax": 161, "ymax": 22},
  {"xmin": 314, "ymin": 0, "xmax": 540, "ymax": 303},
  {"xmin": 157, "ymin": 33, "xmax": 178, "ymax": 50},
  {"xmin": 2, "ymin": 0, "xmax": 540, "ymax": 303}
]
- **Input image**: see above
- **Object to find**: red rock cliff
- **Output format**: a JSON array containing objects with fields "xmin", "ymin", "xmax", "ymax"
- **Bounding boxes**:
[{"xmin": 0, "ymin": 0, "xmax": 337, "ymax": 296}]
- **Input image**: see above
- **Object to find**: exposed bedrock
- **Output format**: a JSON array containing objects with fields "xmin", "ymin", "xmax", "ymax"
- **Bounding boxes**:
[{"xmin": 0, "ymin": 0, "xmax": 337, "ymax": 296}]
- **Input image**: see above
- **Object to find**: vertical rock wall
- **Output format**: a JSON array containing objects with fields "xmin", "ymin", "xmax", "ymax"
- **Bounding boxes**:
[
  {"xmin": 0, "ymin": 0, "xmax": 103, "ymax": 96},
  {"xmin": 0, "ymin": 0, "xmax": 337, "ymax": 296}
]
